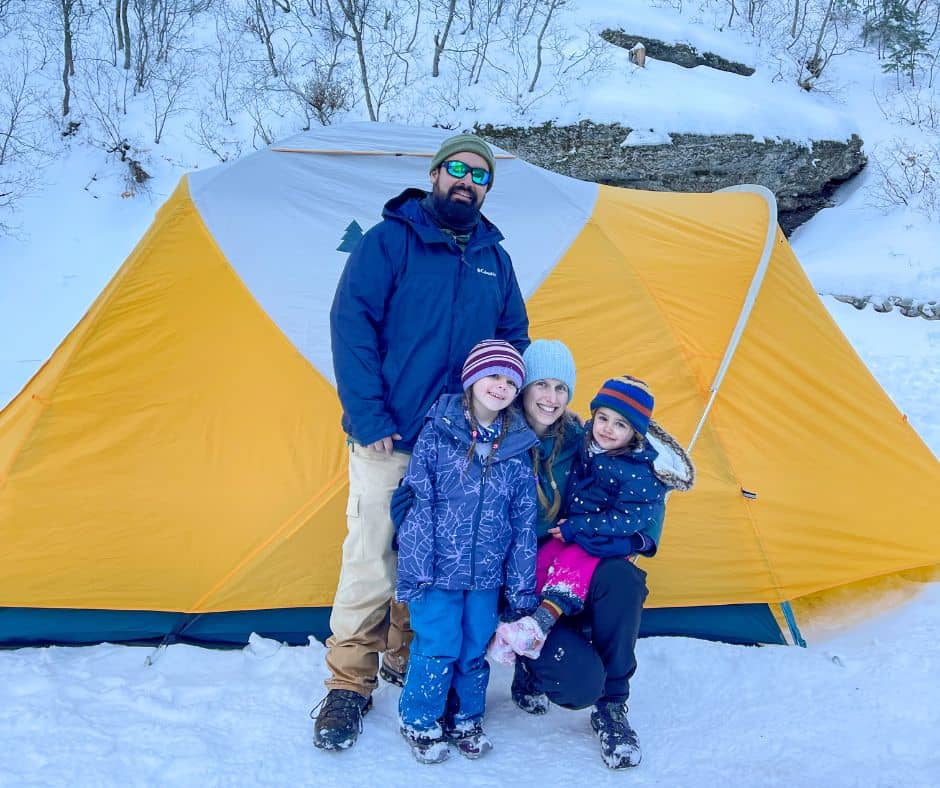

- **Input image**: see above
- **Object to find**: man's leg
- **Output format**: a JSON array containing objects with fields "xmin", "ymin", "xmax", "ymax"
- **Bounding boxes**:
[
  {"xmin": 324, "ymin": 442, "xmax": 410, "ymax": 695},
  {"xmin": 380, "ymin": 600, "xmax": 413, "ymax": 684}
]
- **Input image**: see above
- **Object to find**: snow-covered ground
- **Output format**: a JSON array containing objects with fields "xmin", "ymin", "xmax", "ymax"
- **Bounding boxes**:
[
  {"xmin": 1, "ymin": 578, "xmax": 938, "ymax": 787},
  {"xmin": 1, "ymin": 0, "xmax": 938, "ymax": 785}
]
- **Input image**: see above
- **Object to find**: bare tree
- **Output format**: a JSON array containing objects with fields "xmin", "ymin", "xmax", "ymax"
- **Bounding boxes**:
[
  {"xmin": 527, "ymin": 0, "xmax": 564, "ymax": 93},
  {"xmin": 117, "ymin": 0, "xmax": 131, "ymax": 70},
  {"xmin": 806, "ymin": 0, "xmax": 838, "ymax": 79},
  {"xmin": 246, "ymin": 0, "xmax": 282, "ymax": 77},
  {"xmin": 431, "ymin": 0, "xmax": 456, "ymax": 76},
  {"xmin": 149, "ymin": 53, "xmax": 194, "ymax": 143},
  {"xmin": 131, "ymin": 0, "xmax": 213, "ymax": 91},
  {"xmin": 333, "ymin": 0, "xmax": 377, "ymax": 119},
  {"xmin": 0, "ymin": 51, "xmax": 47, "ymax": 233},
  {"xmin": 57, "ymin": 0, "xmax": 79, "ymax": 115},
  {"xmin": 75, "ymin": 59, "xmax": 134, "ymax": 154}
]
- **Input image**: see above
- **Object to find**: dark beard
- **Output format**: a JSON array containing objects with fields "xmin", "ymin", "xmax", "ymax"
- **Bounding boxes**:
[{"xmin": 428, "ymin": 185, "xmax": 481, "ymax": 231}]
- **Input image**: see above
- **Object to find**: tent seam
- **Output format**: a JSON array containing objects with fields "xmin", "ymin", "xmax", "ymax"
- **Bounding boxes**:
[
  {"xmin": 186, "ymin": 464, "xmax": 349, "ymax": 612},
  {"xmin": 170, "ymin": 201, "xmax": 353, "ymax": 613}
]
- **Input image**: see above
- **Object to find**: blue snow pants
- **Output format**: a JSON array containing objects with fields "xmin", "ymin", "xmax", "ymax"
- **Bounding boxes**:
[{"xmin": 398, "ymin": 587, "xmax": 499, "ymax": 731}]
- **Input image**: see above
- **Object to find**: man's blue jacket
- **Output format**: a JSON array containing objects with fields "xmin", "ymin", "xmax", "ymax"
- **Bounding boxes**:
[{"xmin": 330, "ymin": 188, "xmax": 530, "ymax": 451}]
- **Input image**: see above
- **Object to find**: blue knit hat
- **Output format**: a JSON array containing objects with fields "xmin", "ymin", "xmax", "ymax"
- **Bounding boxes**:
[
  {"xmin": 589, "ymin": 375, "xmax": 654, "ymax": 436},
  {"xmin": 522, "ymin": 340, "xmax": 576, "ymax": 400}
]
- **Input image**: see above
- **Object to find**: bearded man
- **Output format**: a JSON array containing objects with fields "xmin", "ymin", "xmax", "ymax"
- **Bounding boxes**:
[{"xmin": 314, "ymin": 134, "xmax": 530, "ymax": 751}]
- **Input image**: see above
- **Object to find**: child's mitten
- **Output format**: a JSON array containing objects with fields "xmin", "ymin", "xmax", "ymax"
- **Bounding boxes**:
[
  {"xmin": 496, "ymin": 617, "xmax": 547, "ymax": 660},
  {"xmin": 486, "ymin": 629, "xmax": 517, "ymax": 666}
]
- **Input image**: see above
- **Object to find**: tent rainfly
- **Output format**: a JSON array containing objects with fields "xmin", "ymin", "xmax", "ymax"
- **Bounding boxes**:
[{"xmin": 2, "ymin": 123, "xmax": 938, "ymax": 648}]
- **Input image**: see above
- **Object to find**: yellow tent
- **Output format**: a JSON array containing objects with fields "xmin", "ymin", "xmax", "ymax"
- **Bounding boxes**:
[{"xmin": 1, "ymin": 123, "xmax": 937, "ymax": 646}]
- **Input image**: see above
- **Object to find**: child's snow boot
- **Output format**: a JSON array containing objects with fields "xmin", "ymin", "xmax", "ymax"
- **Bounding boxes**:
[
  {"xmin": 400, "ymin": 723, "xmax": 451, "ymax": 764},
  {"xmin": 511, "ymin": 659, "xmax": 549, "ymax": 715},
  {"xmin": 590, "ymin": 698, "xmax": 641, "ymax": 769},
  {"xmin": 445, "ymin": 719, "xmax": 493, "ymax": 759}
]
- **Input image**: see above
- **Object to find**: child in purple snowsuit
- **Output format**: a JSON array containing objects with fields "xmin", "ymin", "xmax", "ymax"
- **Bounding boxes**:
[{"xmin": 396, "ymin": 340, "xmax": 538, "ymax": 765}]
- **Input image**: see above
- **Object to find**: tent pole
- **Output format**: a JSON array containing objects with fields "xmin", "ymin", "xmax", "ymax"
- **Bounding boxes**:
[
  {"xmin": 687, "ymin": 185, "xmax": 778, "ymax": 454},
  {"xmin": 780, "ymin": 602, "xmax": 806, "ymax": 647}
]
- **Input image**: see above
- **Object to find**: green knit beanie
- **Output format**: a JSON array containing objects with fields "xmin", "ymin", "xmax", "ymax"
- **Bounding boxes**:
[{"xmin": 429, "ymin": 134, "xmax": 496, "ymax": 190}]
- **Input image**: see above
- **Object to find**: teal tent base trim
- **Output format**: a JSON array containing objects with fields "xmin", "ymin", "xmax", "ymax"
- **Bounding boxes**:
[
  {"xmin": 0, "ymin": 607, "xmax": 332, "ymax": 648},
  {"xmin": 3, "ymin": 602, "xmax": 785, "ymax": 648},
  {"xmin": 641, "ymin": 603, "xmax": 785, "ymax": 645}
]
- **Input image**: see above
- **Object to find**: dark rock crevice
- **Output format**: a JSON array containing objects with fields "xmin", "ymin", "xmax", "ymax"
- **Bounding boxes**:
[{"xmin": 475, "ymin": 121, "xmax": 866, "ymax": 235}]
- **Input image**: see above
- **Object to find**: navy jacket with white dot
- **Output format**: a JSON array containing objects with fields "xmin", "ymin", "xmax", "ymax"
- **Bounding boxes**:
[{"xmin": 558, "ymin": 438, "xmax": 667, "ymax": 558}]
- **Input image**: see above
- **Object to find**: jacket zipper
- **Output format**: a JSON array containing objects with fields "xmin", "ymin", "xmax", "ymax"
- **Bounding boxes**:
[
  {"xmin": 447, "ymin": 249, "xmax": 466, "ymax": 384},
  {"xmin": 468, "ymin": 454, "xmax": 489, "ymax": 586}
]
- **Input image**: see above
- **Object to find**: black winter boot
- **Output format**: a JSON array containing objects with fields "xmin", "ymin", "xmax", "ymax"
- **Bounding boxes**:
[
  {"xmin": 312, "ymin": 689, "xmax": 373, "ymax": 751},
  {"xmin": 511, "ymin": 658, "xmax": 549, "ymax": 715},
  {"xmin": 590, "ymin": 698, "xmax": 641, "ymax": 769}
]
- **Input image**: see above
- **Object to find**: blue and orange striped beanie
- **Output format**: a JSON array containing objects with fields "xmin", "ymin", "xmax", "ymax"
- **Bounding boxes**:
[{"xmin": 589, "ymin": 375, "xmax": 654, "ymax": 436}]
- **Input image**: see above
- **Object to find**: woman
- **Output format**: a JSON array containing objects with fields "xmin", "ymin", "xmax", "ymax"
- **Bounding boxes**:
[{"xmin": 506, "ymin": 339, "xmax": 694, "ymax": 771}]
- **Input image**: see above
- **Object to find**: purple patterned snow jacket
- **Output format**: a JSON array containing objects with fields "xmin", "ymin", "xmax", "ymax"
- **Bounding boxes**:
[{"xmin": 395, "ymin": 393, "xmax": 539, "ymax": 616}]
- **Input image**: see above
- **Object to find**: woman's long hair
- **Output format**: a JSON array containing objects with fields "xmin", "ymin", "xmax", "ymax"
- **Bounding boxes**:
[{"xmin": 530, "ymin": 413, "xmax": 574, "ymax": 522}]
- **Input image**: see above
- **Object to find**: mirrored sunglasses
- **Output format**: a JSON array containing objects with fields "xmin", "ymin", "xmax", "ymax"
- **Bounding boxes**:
[{"xmin": 443, "ymin": 159, "xmax": 491, "ymax": 186}]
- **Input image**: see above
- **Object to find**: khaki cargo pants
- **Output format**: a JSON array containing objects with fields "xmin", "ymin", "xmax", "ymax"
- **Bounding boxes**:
[{"xmin": 325, "ymin": 441, "xmax": 413, "ymax": 696}]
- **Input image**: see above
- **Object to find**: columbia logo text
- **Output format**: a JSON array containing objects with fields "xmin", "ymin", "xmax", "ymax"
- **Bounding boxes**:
[{"xmin": 476, "ymin": 267, "xmax": 496, "ymax": 277}]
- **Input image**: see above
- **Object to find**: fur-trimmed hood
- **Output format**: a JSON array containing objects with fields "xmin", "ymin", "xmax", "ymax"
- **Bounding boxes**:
[{"xmin": 646, "ymin": 419, "xmax": 696, "ymax": 492}]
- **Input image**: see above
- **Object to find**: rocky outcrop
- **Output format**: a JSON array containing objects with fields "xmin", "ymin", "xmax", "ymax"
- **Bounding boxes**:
[
  {"xmin": 600, "ymin": 29, "xmax": 755, "ymax": 76},
  {"xmin": 833, "ymin": 295, "xmax": 939, "ymax": 320},
  {"xmin": 475, "ymin": 121, "xmax": 866, "ymax": 235}
]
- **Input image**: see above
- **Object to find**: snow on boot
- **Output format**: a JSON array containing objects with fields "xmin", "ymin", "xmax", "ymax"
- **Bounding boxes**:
[
  {"xmin": 511, "ymin": 659, "xmax": 549, "ymax": 715},
  {"xmin": 311, "ymin": 689, "xmax": 372, "ymax": 751},
  {"xmin": 590, "ymin": 699, "xmax": 642, "ymax": 769},
  {"xmin": 379, "ymin": 655, "xmax": 406, "ymax": 687},
  {"xmin": 400, "ymin": 723, "xmax": 451, "ymax": 764},
  {"xmin": 445, "ymin": 720, "xmax": 493, "ymax": 760}
]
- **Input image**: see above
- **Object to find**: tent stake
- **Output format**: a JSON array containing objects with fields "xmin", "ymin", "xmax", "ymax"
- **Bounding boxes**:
[{"xmin": 780, "ymin": 601, "xmax": 806, "ymax": 647}]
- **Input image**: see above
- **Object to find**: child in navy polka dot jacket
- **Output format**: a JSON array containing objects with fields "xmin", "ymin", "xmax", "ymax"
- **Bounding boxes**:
[{"xmin": 490, "ymin": 375, "xmax": 694, "ymax": 662}]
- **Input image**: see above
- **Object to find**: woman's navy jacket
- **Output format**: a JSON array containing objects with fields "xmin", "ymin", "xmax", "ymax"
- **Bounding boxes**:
[
  {"xmin": 395, "ymin": 394, "xmax": 539, "ymax": 616},
  {"xmin": 329, "ymin": 189, "xmax": 529, "ymax": 451}
]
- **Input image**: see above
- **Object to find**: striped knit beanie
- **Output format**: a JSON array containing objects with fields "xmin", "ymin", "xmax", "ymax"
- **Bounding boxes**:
[
  {"xmin": 461, "ymin": 340, "xmax": 525, "ymax": 391},
  {"xmin": 589, "ymin": 375, "xmax": 654, "ymax": 436}
]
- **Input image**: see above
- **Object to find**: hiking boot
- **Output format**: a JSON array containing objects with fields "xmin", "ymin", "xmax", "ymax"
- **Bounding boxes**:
[
  {"xmin": 445, "ymin": 719, "xmax": 493, "ymax": 759},
  {"xmin": 400, "ymin": 723, "xmax": 451, "ymax": 764},
  {"xmin": 511, "ymin": 659, "xmax": 549, "ymax": 715},
  {"xmin": 590, "ymin": 699, "xmax": 641, "ymax": 769},
  {"xmin": 311, "ymin": 689, "xmax": 373, "ymax": 751},
  {"xmin": 379, "ymin": 655, "xmax": 406, "ymax": 687}
]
